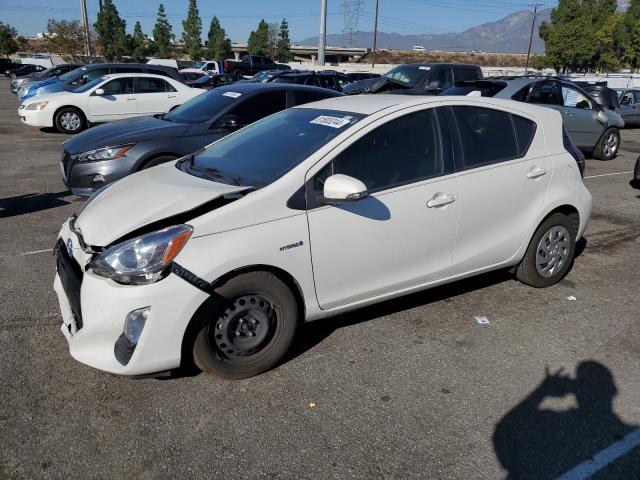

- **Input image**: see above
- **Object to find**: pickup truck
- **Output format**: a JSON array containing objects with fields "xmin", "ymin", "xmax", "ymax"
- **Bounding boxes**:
[{"xmin": 223, "ymin": 55, "xmax": 290, "ymax": 76}]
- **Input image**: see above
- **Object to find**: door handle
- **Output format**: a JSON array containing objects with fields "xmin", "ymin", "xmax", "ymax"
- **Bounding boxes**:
[
  {"xmin": 564, "ymin": 111, "xmax": 575, "ymax": 116},
  {"xmin": 526, "ymin": 166, "xmax": 547, "ymax": 179},
  {"xmin": 126, "ymin": 96, "xmax": 136, "ymax": 101},
  {"xmin": 427, "ymin": 193, "xmax": 456, "ymax": 208}
]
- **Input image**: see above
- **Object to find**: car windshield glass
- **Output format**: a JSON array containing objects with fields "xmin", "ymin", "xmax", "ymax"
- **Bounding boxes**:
[
  {"xmin": 382, "ymin": 65, "xmax": 430, "ymax": 85},
  {"xmin": 59, "ymin": 67, "xmax": 85, "ymax": 82},
  {"xmin": 182, "ymin": 108, "xmax": 364, "ymax": 187},
  {"xmin": 73, "ymin": 76, "xmax": 106, "ymax": 93},
  {"xmin": 193, "ymin": 61, "xmax": 206, "ymax": 68},
  {"xmin": 164, "ymin": 88, "xmax": 239, "ymax": 123}
]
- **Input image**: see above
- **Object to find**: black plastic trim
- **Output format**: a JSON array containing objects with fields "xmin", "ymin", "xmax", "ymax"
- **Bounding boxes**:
[
  {"xmin": 114, "ymin": 333, "xmax": 136, "ymax": 366},
  {"xmin": 170, "ymin": 262, "xmax": 214, "ymax": 294}
]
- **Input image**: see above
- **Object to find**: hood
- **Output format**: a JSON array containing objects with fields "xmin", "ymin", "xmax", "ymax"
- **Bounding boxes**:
[
  {"xmin": 76, "ymin": 161, "xmax": 249, "ymax": 247},
  {"xmin": 33, "ymin": 77, "xmax": 60, "ymax": 89},
  {"xmin": 20, "ymin": 90, "xmax": 74, "ymax": 106},
  {"xmin": 343, "ymin": 78, "xmax": 381, "ymax": 95},
  {"xmin": 63, "ymin": 115, "xmax": 192, "ymax": 154}
]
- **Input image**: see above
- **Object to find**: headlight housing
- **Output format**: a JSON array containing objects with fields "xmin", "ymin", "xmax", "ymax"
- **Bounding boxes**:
[
  {"xmin": 24, "ymin": 100, "xmax": 48, "ymax": 111},
  {"xmin": 77, "ymin": 144, "xmax": 134, "ymax": 163},
  {"xmin": 89, "ymin": 225, "xmax": 193, "ymax": 285}
]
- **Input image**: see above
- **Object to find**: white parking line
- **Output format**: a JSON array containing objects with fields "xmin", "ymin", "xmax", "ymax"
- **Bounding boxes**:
[
  {"xmin": 19, "ymin": 248, "xmax": 52, "ymax": 256},
  {"xmin": 584, "ymin": 171, "xmax": 633, "ymax": 179},
  {"xmin": 555, "ymin": 427, "xmax": 640, "ymax": 480}
]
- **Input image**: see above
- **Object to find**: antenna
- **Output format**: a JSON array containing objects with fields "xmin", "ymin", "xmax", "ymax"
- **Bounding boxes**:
[{"xmin": 341, "ymin": 0, "xmax": 365, "ymax": 47}]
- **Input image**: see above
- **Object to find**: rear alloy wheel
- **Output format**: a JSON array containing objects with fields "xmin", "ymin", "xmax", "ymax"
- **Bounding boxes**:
[
  {"xmin": 516, "ymin": 213, "xmax": 577, "ymax": 288},
  {"xmin": 54, "ymin": 107, "xmax": 86, "ymax": 134},
  {"xmin": 193, "ymin": 271, "xmax": 298, "ymax": 379},
  {"xmin": 593, "ymin": 127, "xmax": 620, "ymax": 160}
]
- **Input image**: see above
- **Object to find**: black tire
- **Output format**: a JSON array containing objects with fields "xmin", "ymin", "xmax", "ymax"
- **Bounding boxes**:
[
  {"xmin": 140, "ymin": 155, "xmax": 178, "ymax": 170},
  {"xmin": 592, "ymin": 127, "xmax": 620, "ymax": 160},
  {"xmin": 54, "ymin": 107, "xmax": 86, "ymax": 134},
  {"xmin": 516, "ymin": 213, "xmax": 577, "ymax": 288},
  {"xmin": 233, "ymin": 69, "xmax": 242, "ymax": 77},
  {"xmin": 193, "ymin": 271, "xmax": 299, "ymax": 379},
  {"xmin": 634, "ymin": 155, "xmax": 640, "ymax": 181}
]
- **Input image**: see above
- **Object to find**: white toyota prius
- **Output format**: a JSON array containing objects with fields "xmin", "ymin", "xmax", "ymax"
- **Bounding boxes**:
[
  {"xmin": 18, "ymin": 73, "xmax": 204, "ymax": 134},
  {"xmin": 53, "ymin": 95, "xmax": 592, "ymax": 379}
]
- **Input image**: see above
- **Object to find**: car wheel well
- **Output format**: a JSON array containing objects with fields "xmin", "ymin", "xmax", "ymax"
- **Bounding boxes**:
[
  {"xmin": 178, "ymin": 265, "xmax": 306, "ymax": 373},
  {"xmin": 137, "ymin": 153, "xmax": 181, "ymax": 171},
  {"xmin": 542, "ymin": 205, "xmax": 580, "ymax": 238}
]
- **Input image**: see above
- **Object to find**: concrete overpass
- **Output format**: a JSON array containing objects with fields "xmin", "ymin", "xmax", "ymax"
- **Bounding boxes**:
[{"xmin": 230, "ymin": 43, "xmax": 369, "ymax": 63}]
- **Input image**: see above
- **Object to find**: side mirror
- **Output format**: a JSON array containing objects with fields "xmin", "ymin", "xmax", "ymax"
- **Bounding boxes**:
[
  {"xmin": 218, "ymin": 114, "xmax": 242, "ymax": 130},
  {"xmin": 323, "ymin": 174, "xmax": 368, "ymax": 204},
  {"xmin": 94, "ymin": 88, "xmax": 105, "ymax": 96}
]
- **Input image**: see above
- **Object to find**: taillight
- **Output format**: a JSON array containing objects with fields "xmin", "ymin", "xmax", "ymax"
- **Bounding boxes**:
[
  {"xmin": 563, "ymin": 126, "xmax": 585, "ymax": 177},
  {"xmin": 223, "ymin": 60, "xmax": 229, "ymax": 72}
]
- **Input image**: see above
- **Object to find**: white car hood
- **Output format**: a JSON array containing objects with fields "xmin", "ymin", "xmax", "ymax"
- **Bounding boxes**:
[
  {"xmin": 76, "ymin": 161, "xmax": 248, "ymax": 247},
  {"xmin": 22, "ymin": 90, "xmax": 76, "ymax": 106}
]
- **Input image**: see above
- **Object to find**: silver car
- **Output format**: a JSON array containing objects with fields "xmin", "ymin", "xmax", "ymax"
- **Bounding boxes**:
[
  {"xmin": 615, "ymin": 88, "xmax": 640, "ymax": 128},
  {"xmin": 445, "ymin": 77, "xmax": 625, "ymax": 160}
]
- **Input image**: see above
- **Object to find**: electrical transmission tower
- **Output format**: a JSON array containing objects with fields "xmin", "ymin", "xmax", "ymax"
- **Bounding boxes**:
[{"xmin": 341, "ymin": 0, "xmax": 365, "ymax": 46}]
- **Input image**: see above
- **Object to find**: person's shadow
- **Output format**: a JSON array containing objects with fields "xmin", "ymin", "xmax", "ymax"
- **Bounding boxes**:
[{"xmin": 493, "ymin": 361, "xmax": 640, "ymax": 479}]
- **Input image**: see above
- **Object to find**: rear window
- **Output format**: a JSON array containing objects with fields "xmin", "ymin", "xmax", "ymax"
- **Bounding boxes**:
[
  {"xmin": 443, "ymin": 81, "xmax": 507, "ymax": 97},
  {"xmin": 453, "ymin": 106, "xmax": 519, "ymax": 169}
]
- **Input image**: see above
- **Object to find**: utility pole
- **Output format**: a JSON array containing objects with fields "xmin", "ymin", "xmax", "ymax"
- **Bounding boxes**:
[
  {"xmin": 371, "ymin": 0, "xmax": 379, "ymax": 68},
  {"xmin": 318, "ymin": 0, "xmax": 327, "ymax": 66},
  {"xmin": 524, "ymin": 3, "xmax": 542, "ymax": 74},
  {"xmin": 79, "ymin": 0, "xmax": 92, "ymax": 57}
]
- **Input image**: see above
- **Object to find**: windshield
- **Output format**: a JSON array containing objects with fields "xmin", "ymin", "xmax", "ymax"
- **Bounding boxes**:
[
  {"xmin": 164, "ymin": 88, "xmax": 240, "ymax": 124},
  {"xmin": 73, "ymin": 76, "xmax": 106, "ymax": 93},
  {"xmin": 181, "ymin": 108, "xmax": 364, "ymax": 187},
  {"xmin": 382, "ymin": 65, "xmax": 431, "ymax": 86},
  {"xmin": 193, "ymin": 61, "xmax": 206, "ymax": 68}
]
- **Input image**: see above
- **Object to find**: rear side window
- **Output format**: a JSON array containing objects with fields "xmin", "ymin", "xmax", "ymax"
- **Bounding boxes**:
[
  {"xmin": 454, "ymin": 68, "xmax": 481, "ymax": 82},
  {"xmin": 327, "ymin": 109, "xmax": 443, "ymax": 193},
  {"xmin": 294, "ymin": 90, "xmax": 334, "ymax": 105},
  {"xmin": 453, "ymin": 106, "xmax": 518, "ymax": 169},
  {"xmin": 511, "ymin": 115, "xmax": 536, "ymax": 157},
  {"xmin": 224, "ymin": 91, "xmax": 287, "ymax": 127},
  {"xmin": 135, "ymin": 77, "xmax": 167, "ymax": 93}
]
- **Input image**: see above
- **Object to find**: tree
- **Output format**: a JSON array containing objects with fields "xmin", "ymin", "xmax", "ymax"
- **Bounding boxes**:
[
  {"xmin": 619, "ymin": 0, "xmax": 640, "ymax": 69},
  {"xmin": 206, "ymin": 16, "xmax": 232, "ymax": 60},
  {"xmin": 46, "ymin": 19, "xmax": 85, "ymax": 54},
  {"xmin": 129, "ymin": 21, "xmax": 148, "ymax": 63},
  {"xmin": 266, "ymin": 22, "xmax": 279, "ymax": 59},
  {"xmin": 0, "ymin": 22, "xmax": 18, "ymax": 58},
  {"xmin": 153, "ymin": 4, "xmax": 173, "ymax": 58},
  {"xmin": 182, "ymin": 0, "xmax": 202, "ymax": 60},
  {"xmin": 276, "ymin": 18, "xmax": 292, "ymax": 62},
  {"xmin": 94, "ymin": 0, "xmax": 127, "ymax": 61},
  {"xmin": 247, "ymin": 19, "xmax": 270, "ymax": 56},
  {"xmin": 594, "ymin": 13, "xmax": 622, "ymax": 72}
]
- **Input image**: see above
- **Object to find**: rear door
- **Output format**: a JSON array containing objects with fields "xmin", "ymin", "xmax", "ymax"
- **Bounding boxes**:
[
  {"xmin": 558, "ymin": 83, "xmax": 603, "ymax": 149},
  {"xmin": 134, "ymin": 77, "xmax": 174, "ymax": 115},
  {"xmin": 86, "ymin": 77, "xmax": 136, "ymax": 122},
  {"xmin": 449, "ymin": 105, "xmax": 552, "ymax": 275},
  {"xmin": 619, "ymin": 90, "xmax": 640, "ymax": 126}
]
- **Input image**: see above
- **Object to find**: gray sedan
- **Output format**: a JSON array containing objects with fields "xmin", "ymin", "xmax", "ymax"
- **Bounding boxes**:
[{"xmin": 444, "ymin": 77, "xmax": 625, "ymax": 160}]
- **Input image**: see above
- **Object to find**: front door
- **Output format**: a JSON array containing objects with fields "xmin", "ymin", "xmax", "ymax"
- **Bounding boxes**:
[
  {"xmin": 558, "ymin": 83, "xmax": 603, "ymax": 150},
  {"xmin": 87, "ymin": 77, "xmax": 136, "ymax": 122},
  {"xmin": 306, "ymin": 108, "xmax": 459, "ymax": 310}
]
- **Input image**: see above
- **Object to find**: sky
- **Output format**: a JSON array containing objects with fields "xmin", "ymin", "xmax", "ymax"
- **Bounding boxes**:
[{"xmin": 0, "ymin": 0, "xmax": 557, "ymax": 42}]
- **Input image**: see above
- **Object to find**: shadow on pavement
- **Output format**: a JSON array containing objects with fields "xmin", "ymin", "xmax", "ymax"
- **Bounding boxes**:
[
  {"xmin": 493, "ymin": 361, "xmax": 640, "ymax": 479},
  {"xmin": 0, "ymin": 191, "xmax": 72, "ymax": 218}
]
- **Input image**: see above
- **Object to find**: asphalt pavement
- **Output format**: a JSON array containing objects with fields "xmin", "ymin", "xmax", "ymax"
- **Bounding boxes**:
[{"xmin": 1, "ymin": 80, "xmax": 639, "ymax": 479}]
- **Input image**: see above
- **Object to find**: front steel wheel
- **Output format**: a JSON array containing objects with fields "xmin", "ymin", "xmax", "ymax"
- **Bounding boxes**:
[{"xmin": 193, "ymin": 271, "xmax": 299, "ymax": 379}]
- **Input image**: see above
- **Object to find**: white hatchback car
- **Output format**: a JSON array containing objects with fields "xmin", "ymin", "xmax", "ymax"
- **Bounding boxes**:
[
  {"xmin": 19, "ymin": 73, "xmax": 204, "ymax": 134},
  {"xmin": 53, "ymin": 95, "xmax": 592, "ymax": 379}
]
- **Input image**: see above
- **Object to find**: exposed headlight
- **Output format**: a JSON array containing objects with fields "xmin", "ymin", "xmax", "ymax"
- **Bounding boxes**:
[
  {"xmin": 89, "ymin": 225, "xmax": 193, "ymax": 285},
  {"xmin": 78, "ymin": 144, "xmax": 134, "ymax": 163},
  {"xmin": 25, "ymin": 100, "xmax": 48, "ymax": 111}
]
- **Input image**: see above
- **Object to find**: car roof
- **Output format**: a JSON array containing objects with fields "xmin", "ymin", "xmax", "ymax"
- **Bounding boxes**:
[
  {"xmin": 293, "ymin": 93, "xmax": 557, "ymax": 117},
  {"xmin": 213, "ymin": 82, "xmax": 342, "ymax": 95},
  {"xmin": 98, "ymin": 72, "xmax": 177, "ymax": 80},
  {"xmin": 398, "ymin": 63, "xmax": 480, "ymax": 68}
]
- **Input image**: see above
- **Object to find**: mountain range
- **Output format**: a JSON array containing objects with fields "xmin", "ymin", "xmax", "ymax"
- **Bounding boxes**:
[{"xmin": 299, "ymin": 8, "xmax": 553, "ymax": 54}]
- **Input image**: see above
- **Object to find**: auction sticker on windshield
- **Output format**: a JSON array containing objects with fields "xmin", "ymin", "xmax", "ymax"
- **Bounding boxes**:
[
  {"xmin": 222, "ymin": 91, "xmax": 242, "ymax": 98},
  {"xmin": 310, "ymin": 115, "xmax": 352, "ymax": 128}
]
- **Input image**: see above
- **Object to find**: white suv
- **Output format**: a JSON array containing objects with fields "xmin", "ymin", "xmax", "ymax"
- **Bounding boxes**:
[{"xmin": 53, "ymin": 95, "xmax": 592, "ymax": 379}]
